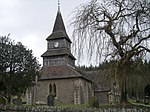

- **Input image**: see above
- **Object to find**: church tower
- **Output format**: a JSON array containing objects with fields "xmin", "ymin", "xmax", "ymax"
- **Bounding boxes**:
[
  {"xmin": 41, "ymin": 8, "xmax": 76, "ymax": 67},
  {"xmin": 36, "ymin": 4, "xmax": 93, "ymax": 105}
]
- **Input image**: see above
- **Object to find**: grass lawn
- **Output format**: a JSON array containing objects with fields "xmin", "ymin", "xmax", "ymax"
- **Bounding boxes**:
[
  {"xmin": 52, "ymin": 103, "xmax": 150, "ymax": 109},
  {"xmin": 6, "ymin": 101, "xmax": 150, "ymax": 110}
]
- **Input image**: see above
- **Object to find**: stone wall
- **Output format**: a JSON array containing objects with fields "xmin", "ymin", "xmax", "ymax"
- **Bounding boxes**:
[
  {"xmin": 94, "ymin": 91, "xmax": 109, "ymax": 104},
  {"xmin": 35, "ymin": 78, "xmax": 93, "ymax": 105},
  {"xmin": 0, "ymin": 105, "xmax": 149, "ymax": 112}
]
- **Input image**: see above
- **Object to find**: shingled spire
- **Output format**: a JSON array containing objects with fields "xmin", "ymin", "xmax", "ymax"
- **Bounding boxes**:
[
  {"xmin": 52, "ymin": 10, "xmax": 66, "ymax": 33},
  {"xmin": 46, "ymin": 4, "xmax": 72, "ymax": 43}
]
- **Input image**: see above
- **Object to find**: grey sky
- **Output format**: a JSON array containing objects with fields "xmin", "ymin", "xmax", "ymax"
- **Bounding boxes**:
[{"xmin": 0, "ymin": 0, "xmax": 91, "ymax": 66}]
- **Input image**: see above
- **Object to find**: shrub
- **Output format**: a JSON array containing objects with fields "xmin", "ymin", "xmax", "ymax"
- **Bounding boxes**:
[
  {"xmin": 89, "ymin": 96, "xmax": 99, "ymax": 108},
  {"xmin": 0, "ymin": 97, "xmax": 7, "ymax": 104}
]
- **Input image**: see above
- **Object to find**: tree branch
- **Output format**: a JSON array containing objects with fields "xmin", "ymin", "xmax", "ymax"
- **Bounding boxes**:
[
  {"xmin": 137, "ymin": 46, "xmax": 150, "ymax": 53},
  {"xmin": 134, "ymin": 34, "xmax": 150, "ymax": 48}
]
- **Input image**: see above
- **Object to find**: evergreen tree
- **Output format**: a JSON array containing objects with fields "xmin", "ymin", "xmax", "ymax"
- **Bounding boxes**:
[{"xmin": 0, "ymin": 35, "xmax": 40, "ymax": 103}]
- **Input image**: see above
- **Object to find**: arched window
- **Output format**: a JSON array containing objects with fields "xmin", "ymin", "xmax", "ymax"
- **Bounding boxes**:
[
  {"xmin": 49, "ymin": 84, "xmax": 52, "ymax": 94},
  {"xmin": 53, "ymin": 83, "xmax": 57, "ymax": 97}
]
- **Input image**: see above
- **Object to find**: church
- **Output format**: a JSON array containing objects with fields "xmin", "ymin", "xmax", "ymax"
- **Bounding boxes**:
[
  {"xmin": 25, "ymin": 4, "xmax": 121, "ymax": 105},
  {"xmin": 35, "ymin": 7, "xmax": 94, "ymax": 105}
]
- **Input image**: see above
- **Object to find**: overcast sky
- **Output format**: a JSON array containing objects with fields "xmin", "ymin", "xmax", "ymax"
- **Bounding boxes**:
[{"xmin": 0, "ymin": 0, "xmax": 92, "ymax": 66}]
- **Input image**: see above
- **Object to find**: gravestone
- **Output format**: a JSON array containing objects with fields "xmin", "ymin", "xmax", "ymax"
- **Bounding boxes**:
[
  {"xmin": 13, "ymin": 97, "xmax": 22, "ymax": 106},
  {"xmin": 144, "ymin": 95, "xmax": 149, "ymax": 104},
  {"xmin": 0, "ymin": 97, "xmax": 7, "ymax": 105},
  {"xmin": 47, "ymin": 94, "xmax": 55, "ymax": 106}
]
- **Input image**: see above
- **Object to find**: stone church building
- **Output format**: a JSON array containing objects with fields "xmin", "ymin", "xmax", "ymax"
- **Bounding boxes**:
[
  {"xmin": 35, "ymin": 8, "xmax": 94, "ymax": 105},
  {"xmin": 25, "ymin": 6, "xmax": 120, "ymax": 105}
]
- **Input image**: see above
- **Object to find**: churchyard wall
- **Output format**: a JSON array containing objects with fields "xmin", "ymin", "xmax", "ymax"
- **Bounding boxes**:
[{"xmin": 0, "ymin": 104, "xmax": 149, "ymax": 112}]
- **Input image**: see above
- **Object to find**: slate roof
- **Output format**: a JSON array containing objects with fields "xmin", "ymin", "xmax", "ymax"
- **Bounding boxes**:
[
  {"xmin": 40, "ymin": 9, "xmax": 91, "ymax": 82},
  {"xmin": 81, "ymin": 70, "xmax": 112, "ymax": 92},
  {"xmin": 41, "ymin": 48, "xmax": 76, "ymax": 60},
  {"xmin": 40, "ymin": 65, "xmax": 92, "ymax": 82},
  {"xmin": 46, "ymin": 11, "xmax": 72, "ymax": 43}
]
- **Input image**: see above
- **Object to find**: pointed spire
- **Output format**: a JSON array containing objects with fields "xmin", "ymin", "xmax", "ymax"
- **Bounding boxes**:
[
  {"xmin": 46, "ymin": 2, "xmax": 72, "ymax": 43},
  {"xmin": 52, "ymin": 8, "xmax": 66, "ymax": 33}
]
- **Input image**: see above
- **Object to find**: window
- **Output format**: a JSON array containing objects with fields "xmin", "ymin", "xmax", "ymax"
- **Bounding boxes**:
[
  {"xmin": 49, "ymin": 84, "xmax": 52, "ymax": 94},
  {"xmin": 53, "ymin": 83, "xmax": 57, "ymax": 97},
  {"xmin": 49, "ymin": 83, "xmax": 57, "ymax": 97}
]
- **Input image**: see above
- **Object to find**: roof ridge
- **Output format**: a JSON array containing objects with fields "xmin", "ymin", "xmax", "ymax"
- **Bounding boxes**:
[{"xmin": 67, "ymin": 64, "xmax": 93, "ymax": 82}]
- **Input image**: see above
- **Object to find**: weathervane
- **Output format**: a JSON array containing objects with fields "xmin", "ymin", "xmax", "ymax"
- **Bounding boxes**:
[{"xmin": 58, "ymin": 0, "xmax": 60, "ymax": 12}]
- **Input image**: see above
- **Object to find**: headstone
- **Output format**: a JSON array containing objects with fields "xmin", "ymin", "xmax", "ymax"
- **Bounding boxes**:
[
  {"xmin": 15, "ymin": 98, "xmax": 22, "ymax": 106},
  {"xmin": 122, "ymin": 108, "xmax": 126, "ymax": 112},
  {"xmin": 144, "ymin": 96, "xmax": 149, "ymax": 104},
  {"xmin": 126, "ymin": 108, "xmax": 132, "ymax": 112},
  {"xmin": 138, "ymin": 109, "xmax": 145, "ymax": 112},
  {"xmin": 0, "ymin": 96, "xmax": 7, "ymax": 105},
  {"xmin": 47, "ymin": 94, "xmax": 55, "ymax": 106}
]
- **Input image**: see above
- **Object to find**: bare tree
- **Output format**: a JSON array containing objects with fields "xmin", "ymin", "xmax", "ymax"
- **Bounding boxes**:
[{"xmin": 72, "ymin": 0, "xmax": 150, "ymax": 104}]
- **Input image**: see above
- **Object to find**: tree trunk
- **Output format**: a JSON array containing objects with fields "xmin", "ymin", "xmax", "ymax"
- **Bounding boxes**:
[
  {"xmin": 7, "ymin": 93, "xmax": 11, "ymax": 104},
  {"xmin": 120, "ymin": 74, "xmax": 127, "ymax": 105}
]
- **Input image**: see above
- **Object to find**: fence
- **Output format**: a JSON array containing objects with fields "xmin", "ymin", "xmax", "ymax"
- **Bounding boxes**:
[{"xmin": 0, "ymin": 104, "xmax": 150, "ymax": 112}]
